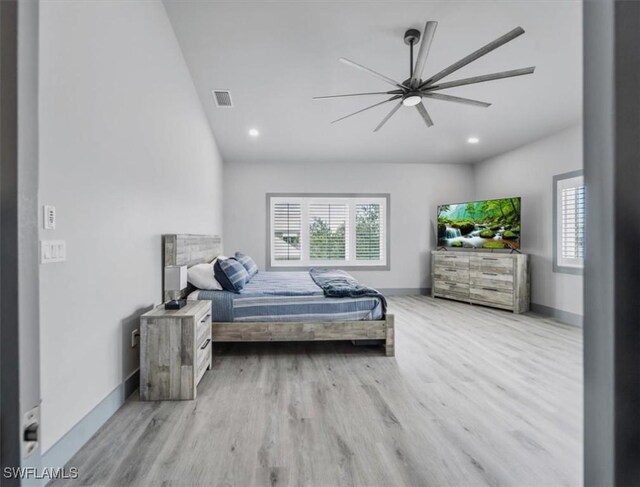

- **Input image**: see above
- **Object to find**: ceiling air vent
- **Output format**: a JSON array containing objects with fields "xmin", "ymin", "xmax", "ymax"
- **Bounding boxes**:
[{"xmin": 212, "ymin": 90, "xmax": 233, "ymax": 108}]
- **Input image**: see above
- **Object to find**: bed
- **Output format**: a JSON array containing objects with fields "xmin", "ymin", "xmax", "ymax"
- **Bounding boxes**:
[{"xmin": 163, "ymin": 234, "xmax": 395, "ymax": 356}]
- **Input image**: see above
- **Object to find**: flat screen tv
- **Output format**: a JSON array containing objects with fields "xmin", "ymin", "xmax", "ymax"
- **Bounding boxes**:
[{"xmin": 437, "ymin": 197, "xmax": 521, "ymax": 250}]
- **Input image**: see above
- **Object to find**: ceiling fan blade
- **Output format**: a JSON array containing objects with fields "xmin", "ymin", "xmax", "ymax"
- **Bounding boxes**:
[
  {"xmin": 420, "ymin": 27, "xmax": 526, "ymax": 88},
  {"xmin": 410, "ymin": 21, "xmax": 438, "ymax": 87},
  {"xmin": 313, "ymin": 90, "xmax": 403, "ymax": 100},
  {"xmin": 422, "ymin": 92, "xmax": 491, "ymax": 107},
  {"xmin": 415, "ymin": 102, "xmax": 434, "ymax": 127},
  {"xmin": 374, "ymin": 101, "xmax": 403, "ymax": 132},
  {"xmin": 424, "ymin": 66, "xmax": 535, "ymax": 91},
  {"xmin": 339, "ymin": 58, "xmax": 407, "ymax": 89},
  {"xmin": 331, "ymin": 95, "xmax": 402, "ymax": 124}
]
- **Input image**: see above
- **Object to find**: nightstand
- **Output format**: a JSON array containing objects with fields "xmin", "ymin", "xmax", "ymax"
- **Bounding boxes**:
[{"xmin": 140, "ymin": 300, "xmax": 212, "ymax": 400}]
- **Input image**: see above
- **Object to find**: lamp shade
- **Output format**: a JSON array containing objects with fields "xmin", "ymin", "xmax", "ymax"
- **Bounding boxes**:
[{"xmin": 164, "ymin": 265, "xmax": 187, "ymax": 292}]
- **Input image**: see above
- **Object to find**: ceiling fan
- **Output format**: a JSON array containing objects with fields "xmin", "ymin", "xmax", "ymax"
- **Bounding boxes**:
[{"xmin": 313, "ymin": 22, "xmax": 535, "ymax": 131}]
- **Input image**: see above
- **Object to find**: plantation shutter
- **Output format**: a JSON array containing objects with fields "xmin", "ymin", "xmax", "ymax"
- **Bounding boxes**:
[
  {"xmin": 561, "ymin": 183, "xmax": 585, "ymax": 261},
  {"xmin": 269, "ymin": 195, "xmax": 388, "ymax": 268},
  {"xmin": 355, "ymin": 203, "xmax": 384, "ymax": 261},
  {"xmin": 272, "ymin": 203, "xmax": 301, "ymax": 261},
  {"xmin": 308, "ymin": 203, "xmax": 348, "ymax": 260}
]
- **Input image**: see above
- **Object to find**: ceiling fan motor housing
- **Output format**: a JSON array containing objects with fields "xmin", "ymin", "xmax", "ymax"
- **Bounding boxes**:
[{"xmin": 404, "ymin": 28, "xmax": 421, "ymax": 46}]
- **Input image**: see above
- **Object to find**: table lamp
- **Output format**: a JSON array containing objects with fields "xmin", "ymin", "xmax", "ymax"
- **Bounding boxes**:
[{"xmin": 165, "ymin": 265, "xmax": 187, "ymax": 310}]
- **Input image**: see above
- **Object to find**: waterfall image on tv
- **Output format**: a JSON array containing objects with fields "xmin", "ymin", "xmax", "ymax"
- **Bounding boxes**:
[{"xmin": 437, "ymin": 197, "xmax": 521, "ymax": 250}]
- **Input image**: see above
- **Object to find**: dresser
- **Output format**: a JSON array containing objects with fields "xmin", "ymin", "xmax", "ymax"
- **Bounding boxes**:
[
  {"xmin": 431, "ymin": 251, "xmax": 530, "ymax": 313},
  {"xmin": 140, "ymin": 300, "xmax": 212, "ymax": 400}
]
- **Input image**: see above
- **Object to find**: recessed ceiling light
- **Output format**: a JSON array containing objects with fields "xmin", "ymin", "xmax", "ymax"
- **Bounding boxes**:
[
  {"xmin": 467, "ymin": 137, "xmax": 480, "ymax": 144},
  {"xmin": 248, "ymin": 128, "xmax": 260, "ymax": 137}
]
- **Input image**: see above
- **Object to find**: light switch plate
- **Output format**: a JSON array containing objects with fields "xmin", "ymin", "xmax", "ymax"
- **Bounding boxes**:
[
  {"xmin": 41, "ymin": 240, "xmax": 66, "ymax": 263},
  {"xmin": 43, "ymin": 205, "xmax": 56, "ymax": 230}
]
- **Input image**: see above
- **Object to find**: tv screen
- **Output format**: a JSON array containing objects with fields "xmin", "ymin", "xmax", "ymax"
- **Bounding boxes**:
[{"xmin": 437, "ymin": 197, "xmax": 521, "ymax": 250}]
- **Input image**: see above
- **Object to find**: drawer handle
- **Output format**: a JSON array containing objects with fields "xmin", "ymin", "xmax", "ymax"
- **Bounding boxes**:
[
  {"xmin": 482, "ymin": 272, "xmax": 498, "ymax": 276},
  {"xmin": 200, "ymin": 338, "xmax": 211, "ymax": 350},
  {"xmin": 482, "ymin": 258, "xmax": 498, "ymax": 261},
  {"xmin": 200, "ymin": 314, "xmax": 211, "ymax": 324},
  {"xmin": 482, "ymin": 287, "xmax": 498, "ymax": 292},
  {"xmin": 447, "ymin": 268, "xmax": 457, "ymax": 272}
]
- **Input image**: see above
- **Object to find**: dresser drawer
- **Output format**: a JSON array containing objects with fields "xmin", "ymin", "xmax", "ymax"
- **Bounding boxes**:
[
  {"xmin": 470, "ymin": 287, "xmax": 514, "ymax": 307},
  {"xmin": 434, "ymin": 253, "xmax": 470, "ymax": 269},
  {"xmin": 470, "ymin": 271, "xmax": 514, "ymax": 291},
  {"xmin": 470, "ymin": 256, "xmax": 514, "ymax": 273},
  {"xmin": 434, "ymin": 281, "xmax": 470, "ymax": 300},
  {"xmin": 433, "ymin": 266, "xmax": 469, "ymax": 284}
]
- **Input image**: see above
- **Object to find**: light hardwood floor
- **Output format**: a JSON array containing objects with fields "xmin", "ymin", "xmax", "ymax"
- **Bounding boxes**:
[{"xmin": 53, "ymin": 296, "xmax": 582, "ymax": 487}]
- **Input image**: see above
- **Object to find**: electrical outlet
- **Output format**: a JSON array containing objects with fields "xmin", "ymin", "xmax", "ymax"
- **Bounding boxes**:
[{"xmin": 131, "ymin": 329, "xmax": 140, "ymax": 348}]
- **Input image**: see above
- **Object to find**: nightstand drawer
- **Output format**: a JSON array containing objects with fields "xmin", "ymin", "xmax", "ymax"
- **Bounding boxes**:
[
  {"xmin": 195, "ymin": 307, "xmax": 211, "ymax": 327},
  {"xmin": 196, "ymin": 338, "xmax": 211, "ymax": 384},
  {"xmin": 196, "ymin": 314, "xmax": 211, "ymax": 347}
]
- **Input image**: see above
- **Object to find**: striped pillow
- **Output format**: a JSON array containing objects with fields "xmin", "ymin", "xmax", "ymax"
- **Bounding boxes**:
[
  {"xmin": 235, "ymin": 252, "xmax": 258, "ymax": 279},
  {"xmin": 214, "ymin": 258, "xmax": 248, "ymax": 293}
]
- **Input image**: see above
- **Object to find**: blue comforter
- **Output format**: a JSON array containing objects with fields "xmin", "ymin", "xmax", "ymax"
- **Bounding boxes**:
[
  {"xmin": 309, "ymin": 268, "xmax": 387, "ymax": 313},
  {"xmin": 191, "ymin": 271, "xmax": 384, "ymax": 322}
]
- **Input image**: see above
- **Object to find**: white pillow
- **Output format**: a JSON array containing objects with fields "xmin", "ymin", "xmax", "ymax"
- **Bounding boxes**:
[
  {"xmin": 186, "ymin": 289, "xmax": 201, "ymax": 301},
  {"xmin": 187, "ymin": 263, "xmax": 222, "ymax": 290}
]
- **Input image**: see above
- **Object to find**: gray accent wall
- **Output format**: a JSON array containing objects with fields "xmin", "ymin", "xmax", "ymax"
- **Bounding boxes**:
[
  {"xmin": 38, "ymin": 1, "xmax": 224, "ymax": 453},
  {"xmin": 473, "ymin": 125, "xmax": 583, "ymax": 318},
  {"xmin": 223, "ymin": 161, "xmax": 475, "ymax": 291}
]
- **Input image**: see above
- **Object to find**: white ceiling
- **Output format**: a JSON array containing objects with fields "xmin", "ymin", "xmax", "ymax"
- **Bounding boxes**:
[{"xmin": 164, "ymin": 1, "xmax": 582, "ymax": 165}]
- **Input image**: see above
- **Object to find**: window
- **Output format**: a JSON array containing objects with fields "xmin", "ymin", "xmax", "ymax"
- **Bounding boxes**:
[
  {"xmin": 268, "ymin": 194, "xmax": 389, "ymax": 269},
  {"xmin": 553, "ymin": 171, "xmax": 585, "ymax": 274}
]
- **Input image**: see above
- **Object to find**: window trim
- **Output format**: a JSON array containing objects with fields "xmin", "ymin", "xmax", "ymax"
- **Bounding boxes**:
[
  {"xmin": 266, "ymin": 193, "xmax": 391, "ymax": 271},
  {"xmin": 553, "ymin": 169, "xmax": 584, "ymax": 275}
]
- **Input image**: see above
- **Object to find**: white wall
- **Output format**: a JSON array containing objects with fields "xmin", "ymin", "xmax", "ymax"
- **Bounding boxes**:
[
  {"xmin": 224, "ymin": 162, "xmax": 474, "ymax": 290},
  {"xmin": 39, "ymin": 1, "xmax": 223, "ymax": 452},
  {"xmin": 473, "ymin": 124, "xmax": 583, "ymax": 316}
]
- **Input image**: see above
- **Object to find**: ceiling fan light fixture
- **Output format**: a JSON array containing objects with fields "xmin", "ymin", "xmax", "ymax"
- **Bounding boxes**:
[
  {"xmin": 402, "ymin": 94, "xmax": 422, "ymax": 107},
  {"xmin": 314, "ymin": 23, "xmax": 534, "ymax": 132}
]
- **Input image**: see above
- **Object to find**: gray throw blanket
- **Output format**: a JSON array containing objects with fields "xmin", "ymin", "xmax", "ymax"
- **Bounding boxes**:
[{"xmin": 309, "ymin": 268, "xmax": 387, "ymax": 314}]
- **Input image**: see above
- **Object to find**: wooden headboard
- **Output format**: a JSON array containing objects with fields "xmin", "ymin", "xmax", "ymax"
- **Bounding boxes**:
[{"xmin": 162, "ymin": 234, "xmax": 223, "ymax": 301}]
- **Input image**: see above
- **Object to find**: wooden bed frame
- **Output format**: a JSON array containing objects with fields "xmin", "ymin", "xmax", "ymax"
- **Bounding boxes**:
[{"xmin": 163, "ymin": 234, "xmax": 395, "ymax": 356}]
